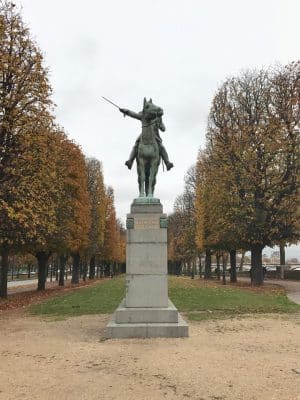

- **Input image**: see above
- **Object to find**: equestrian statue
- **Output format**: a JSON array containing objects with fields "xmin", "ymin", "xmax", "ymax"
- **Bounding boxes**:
[
  {"xmin": 120, "ymin": 98, "xmax": 173, "ymax": 198},
  {"xmin": 102, "ymin": 96, "xmax": 173, "ymax": 198}
]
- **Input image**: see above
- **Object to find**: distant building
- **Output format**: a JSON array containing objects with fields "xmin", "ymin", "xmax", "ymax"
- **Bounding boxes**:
[
  {"xmin": 270, "ymin": 251, "xmax": 280, "ymax": 264},
  {"xmin": 287, "ymin": 258, "xmax": 299, "ymax": 264},
  {"xmin": 271, "ymin": 251, "xmax": 280, "ymax": 258}
]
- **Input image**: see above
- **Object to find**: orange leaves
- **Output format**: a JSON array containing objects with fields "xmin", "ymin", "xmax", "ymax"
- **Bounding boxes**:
[
  {"xmin": 197, "ymin": 63, "xmax": 300, "ymax": 253},
  {"xmin": 0, "ymin": 3, "xmax": 93, "ymax": 256},
  {"xmin": 0, "ymin": 2, "xmax": 125, "ymax": 296},
  {"xmin": 102, "ymin": 187, "xmax": 119, "ymax": 263},
  {"xmin": 0, "ymin": 2, "xmax": 55, "ymax": 248},
  {"xmin": 85, "ymin": 160, "xmax": 125, "ymax": 265},
  {"xmin": 168, "ymin": 166, "xmax": 198, "ymax": 263},
  {"xmin": 52, "ymin": 133, "xmax": 91, "ymax": 254},
  {"xmin": 86, "ymin": 158, "xmax": 106, "ymax": 257}
]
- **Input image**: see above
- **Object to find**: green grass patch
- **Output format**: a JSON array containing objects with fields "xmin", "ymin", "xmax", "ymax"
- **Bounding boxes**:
[
  {"xmin": 29, "ymin": 278, "xmax": 125, "ymax": 317},
  {"xmin": 28, "ymin": 275, "xmax": 300, "ymax": 320},
  {"xmin": 169, "ymin": 276, "xmax": 300, "ymax": 319}
]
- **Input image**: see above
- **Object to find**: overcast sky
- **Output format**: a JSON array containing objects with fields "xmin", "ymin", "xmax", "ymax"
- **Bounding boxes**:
[{"xmin": 19, "ymin": 0, "xmax": 299, "ymax": 258}]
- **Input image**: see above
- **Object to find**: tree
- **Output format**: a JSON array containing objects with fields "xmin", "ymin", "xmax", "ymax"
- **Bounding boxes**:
[
  {"xmin": 206, "ymin": 65, "xmax": 300, "ymax": 285},
  {"xmin": 195, "ymin": 151, "xmax": 236, "ymax": 279},
  {"xmin": 30, "ymin": 129, "xmax": 91, "ymax": 290},
  {"xmin": 0, "ymin": 1, "xmax": 54, "ymax": 297},
  {"xmin": 195, "ymin": 151, "xmax": 213, "ymax": 279},
  {"xmin": 102, "ymin": 187, "xmax": 119, "ymax": 274},
  {"xmin": 168, "ymin": 166, "xmax": 199, "ymax": 276},
  {"xmin": 58, "ymin": 137, "xmax": 91, "ymax": 285},
  {"xmin": 86, "ymin": 158, "xmax": 106, "ymax": 279},
  {"xmin": 116, "ymin": 219, "xmax": 126, "ymax": 269}
]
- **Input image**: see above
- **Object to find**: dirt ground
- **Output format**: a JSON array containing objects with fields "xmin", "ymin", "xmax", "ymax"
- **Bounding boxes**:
[{"xmin": 0, "ymin": 312, "xmax": 300, "ymax": 400}]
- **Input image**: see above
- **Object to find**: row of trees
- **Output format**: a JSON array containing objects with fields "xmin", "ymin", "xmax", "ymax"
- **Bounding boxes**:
[
  {"xmin": 168, "ymin": 166, "xmax": 198, "ymax": 276},
  {"xmin": 169, "ymin": 63, "xmax": 300, "ymax": 285},
  {"xmin": 0, "ymin": 2, "xmax": 125, "ymax": 297}
]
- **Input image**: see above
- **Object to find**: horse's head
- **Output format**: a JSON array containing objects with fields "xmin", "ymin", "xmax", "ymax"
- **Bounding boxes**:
[{"xmin": 142, "ymin": 98, "xmax": 163, "ymax": 121}]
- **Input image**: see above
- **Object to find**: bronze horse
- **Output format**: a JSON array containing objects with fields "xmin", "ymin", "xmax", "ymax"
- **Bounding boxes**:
[{"xmin": 136, "ymin": 98, "xmax": 163, "ymax": 197}]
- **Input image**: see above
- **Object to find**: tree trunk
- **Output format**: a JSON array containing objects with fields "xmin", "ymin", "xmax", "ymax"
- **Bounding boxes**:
[
  {"xmin": 204, "ymin": 249, "xmax": 212, "ymax": 279},
  {"xmin": 176, "ymin": 261, "xmax": 181, "ymax": 276},
  {"xmin": 230, "ymin": 249, "xmax": 237, "ymax": 283},
  {"xmin": 50, "ymin": 261, "xmax": 53, "ymax": 282},
  {"xmin": 187, "ymin": 260, "xmax": 191, "ymax": 277},
  {"xmin": 59, "ymin": 255, "xmax": 68, "ymax": 286},
  {"xmin": 82, "ymin": 257, "xmax": 88, "ymax": 281},
  {"xmin": 36, "ymin": 251, "xmax": 50, "ymax": 291},
  {"xmin": 250, "ymin": 244, "xmax": 264, "ymax": 286},
  {"xmin": 27, "ymin": 264, "xmax": 31, "ymax": 279},
  {"xmin": 216, "ymin": 253, "xmax": 221, "ymax": 280},
  {"xmin": 89, "ymin": 255, "xmax": 96, "ymax": 279},
  {"xmin": 191, "ymin": 260, "xmax": 195, "ymax": 279},
  {"xmin": 55, "ymin": 258, "xmax": 59, "ymax": 281},
  {"xmin": 0, "ymin": 245, "xmax": 9, "ymax": 298},
  {"xmin": 222, "ymin": 253, "xmax": 227, "ymax": 285},
  {"xmin": 280, "ymin": 243, "xmax": 285, "ymax": 266},
  {"xmin": 239, "ymin": 250, "xmax": 245, "ymax": 271},
  {"xmin": 198, "ymin": 256, "xmax": 202, "ymax": 278},
  {"xmin": 11, "ymin": 262, "xmax": 14, "ymax": 281},
  {"xmin": 71, "ymin": 253, "xmax": 80, "ymax": 284}
]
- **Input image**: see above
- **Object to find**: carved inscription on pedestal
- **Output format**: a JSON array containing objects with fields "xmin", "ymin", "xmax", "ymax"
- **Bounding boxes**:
[{"xmin": 134, "ymin": 215, "xmax": 159, "ymax": 230}]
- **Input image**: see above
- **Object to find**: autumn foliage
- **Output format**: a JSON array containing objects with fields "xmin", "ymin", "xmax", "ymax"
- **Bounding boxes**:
[
  {"xmin": 195, "ymin": 65, "xmax": 300, "ymax": 286},
  {"xmin": 0, "ymin": 2, "xmax": 124, "ymax": 297},
  {"xmin": 168, "ymin": 64, "xmax": 299, "ymax": 286}
]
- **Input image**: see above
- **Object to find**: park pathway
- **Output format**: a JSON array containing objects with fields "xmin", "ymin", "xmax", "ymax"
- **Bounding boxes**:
[
  {"xmin": 7, "ymin": 277, "xmax": 59, "ymax": 295},
  {"xmin": 8, "ymin": 278, "xmax": 38, "ymax": 288},
  {"xmin": 240, "ymin": 276, "xmax": 300, "ymax": 305},
  {"xmin": 266, "ymin": 279, "xmax": 300, "ymax": 305}
]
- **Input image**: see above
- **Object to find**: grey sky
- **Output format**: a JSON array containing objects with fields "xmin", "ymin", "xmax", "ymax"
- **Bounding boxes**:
[{"xmin": 19, "ymin": 0, "xmax": 300, "ymax": 258}]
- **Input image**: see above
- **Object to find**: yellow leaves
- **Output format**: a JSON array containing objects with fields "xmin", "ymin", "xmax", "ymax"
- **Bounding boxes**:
[
  {"xmin": 196, "ymin": 64, "xmax": 300, "ymax": 252},
  {"xmin": 86, "ymin": 157, "xmax": 106, "ymax": 256},
  {"xmin": 52, "ymin": 134, "xmax": 92, "ymax": 254}
]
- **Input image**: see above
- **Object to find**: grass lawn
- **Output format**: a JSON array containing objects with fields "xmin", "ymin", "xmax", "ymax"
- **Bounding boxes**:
[
  {"xmin": 29, "ymin": 275, "xmax": 300, "ymax": 320},
  {"xmin": 29, "ymin": 277, "xmax": 125, "ymax": 317},
  {"xmin": 168, "ymin": 276, "xmax": 300, "ymax": 320}
]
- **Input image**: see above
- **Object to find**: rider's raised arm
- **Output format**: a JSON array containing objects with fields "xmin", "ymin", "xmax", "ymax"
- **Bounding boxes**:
[{"xmin": 119, "ymin": 108, "xmax": 142, "ymax": 120}]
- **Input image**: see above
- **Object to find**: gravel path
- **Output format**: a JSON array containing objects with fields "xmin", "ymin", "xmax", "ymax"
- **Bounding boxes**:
[{"xmin": 0, "ymin": 312, "xmax": 299, "ymax": 400}]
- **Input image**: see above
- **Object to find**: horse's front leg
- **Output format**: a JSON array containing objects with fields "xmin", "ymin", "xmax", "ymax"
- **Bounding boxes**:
[
  {"xmin": 148, "ymin": 160, "xmax": 157, "ymax": 197},
  {"xmin": 137, "ymin": 161, "xmax": 142, "ymax": 196},
  {"xmin": 138, "ymin": 159, "xmax": 146, "ymax": 197}
]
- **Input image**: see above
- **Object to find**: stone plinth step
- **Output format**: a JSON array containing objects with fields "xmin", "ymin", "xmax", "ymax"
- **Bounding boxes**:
[
  {"xmin": 106, "ymin": 313, "xmax": 189, "ymax": 339},
  {"xmin": 115, "ymin": 299, "xmax": 179, "ymax": 324}
]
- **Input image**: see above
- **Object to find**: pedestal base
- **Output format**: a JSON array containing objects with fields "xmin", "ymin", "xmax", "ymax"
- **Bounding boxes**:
[
  {"xmin": 105, "ymin": 199, "xmax": 189, "ymax": 339},
  {"xmin": 106, "ymin": 299, "xmax": 188, "ymax": 339}
]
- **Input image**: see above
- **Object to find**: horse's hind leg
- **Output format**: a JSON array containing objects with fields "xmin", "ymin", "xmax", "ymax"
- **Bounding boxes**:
[
  {"xmin": 151, "ymin": 155, "xmax": 161, "ymax": 197},
  {"xmin": 137, "ymin": 161, "xmax": 142, "ymax": 196},
  {"xmin": 145, "ymin": 163, "xmax": 150, "ymax": 197}
]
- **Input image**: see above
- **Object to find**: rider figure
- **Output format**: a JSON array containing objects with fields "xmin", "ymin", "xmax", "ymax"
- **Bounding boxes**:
[{"xmin": 119, "ymin": 104, "xmax": 174, "ymax": 171}]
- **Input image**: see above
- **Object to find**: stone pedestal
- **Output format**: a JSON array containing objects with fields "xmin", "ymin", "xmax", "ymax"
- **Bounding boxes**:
[{"xmin": 106, "ymin": 199, "xmax": 189, "ymax": 339}]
